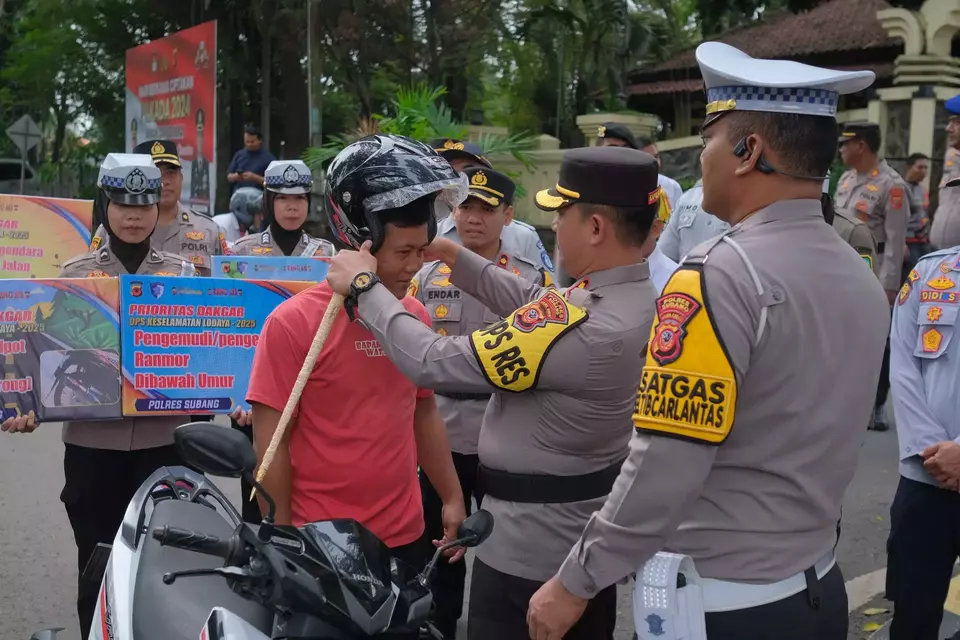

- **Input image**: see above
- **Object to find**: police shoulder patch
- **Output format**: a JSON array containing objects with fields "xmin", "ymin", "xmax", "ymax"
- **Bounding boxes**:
[
  {"xmin": 469, "ymin": 289, "xmax": 587, "ymax": 393},
  {"xmin": 634, "ymin": 268, "xmax": 737, "ymax": 445}
]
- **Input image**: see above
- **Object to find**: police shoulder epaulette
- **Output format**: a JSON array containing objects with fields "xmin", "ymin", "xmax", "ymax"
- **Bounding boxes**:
[
  {"xmin": 512, "ymin": 253, "xmax": 540, "ymax": 269},
  {"xmin": 916, "ymin": 248, "xmax": 959, "ymax": 265},
  {"xmin": 60, "ymin": 252, "xmax": 95, "ymax": 268},
  {"xmin": 511, "ymin": 219, "xmax": 537, "ymax": 232},
  {"xmin": 159, "ymin": 250, "xmax": 189, "ymax": 263}
]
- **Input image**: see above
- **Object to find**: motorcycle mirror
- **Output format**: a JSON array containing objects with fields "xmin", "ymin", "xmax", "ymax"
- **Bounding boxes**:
[
  {"xmin": 456, "ymin": 509, "xmax": 494, "ymax": 548},
  {"xmin": 174, "ymin": 422, "xmax": 257, "ymax": 478}
]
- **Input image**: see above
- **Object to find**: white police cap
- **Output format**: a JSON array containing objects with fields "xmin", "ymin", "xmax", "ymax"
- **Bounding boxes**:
[
  {"xmin": 97, "ymin": 153, "xmax": 162, "ymax": 206},
  {"xmin": 264, "ymin": 160, "xmax": 313, "ymax": 195},
  {"xmin": 696, "ymin": 42, "xmax": 876, "ymax": 123}
]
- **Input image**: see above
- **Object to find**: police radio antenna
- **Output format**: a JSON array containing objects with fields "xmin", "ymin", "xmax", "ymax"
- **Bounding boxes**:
[{"xmin": 252, "ymin": 293, "xmax": 345, "ymax": 498}]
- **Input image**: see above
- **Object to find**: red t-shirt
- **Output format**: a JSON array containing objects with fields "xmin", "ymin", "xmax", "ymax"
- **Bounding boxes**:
[{"xmin": 247, "ymin": 282, "xmax": 432, "ymax": 548}]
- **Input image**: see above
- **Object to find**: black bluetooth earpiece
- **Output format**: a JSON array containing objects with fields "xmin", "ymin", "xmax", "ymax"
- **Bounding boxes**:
[
  {"xmin": 733, "ymin": 138, "xmax": 748, "ymax": 158},
  {"xmin": 732, "ymin": 136, "xmax": 822, "ymax": 180}
]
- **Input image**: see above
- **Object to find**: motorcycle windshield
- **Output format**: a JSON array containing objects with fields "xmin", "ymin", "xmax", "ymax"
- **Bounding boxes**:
[{"xmin": 299, "ymin": 520, "xmax": 394, "ymax": 616}]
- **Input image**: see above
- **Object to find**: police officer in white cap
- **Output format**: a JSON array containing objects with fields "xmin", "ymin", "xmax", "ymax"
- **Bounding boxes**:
[
  {"xmin": 1, "ymin": 153, "xmax": 195, "ymax": 639},
  {"xmin": 526, "ymin": 42, "xmax": 890, "ymax": 640},
  {"xmin": 232, "ymin": 160, "xmax": 336, "ymax": 257}
]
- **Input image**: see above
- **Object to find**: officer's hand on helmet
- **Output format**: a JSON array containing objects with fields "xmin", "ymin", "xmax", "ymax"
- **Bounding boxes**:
[
  {"xmin": 230, "ymin": 407, "xmax": 252, "ymax": 427},
  {"xmin": 1, "ymin": 410, "xmax": 38, "ymax": 434},
  {"xmin": 326, "ymin": 240, "xmax": 378, "ymax": 296},
  {"xmin": 423, "ymin": 237, "xmax": 460, "ymax": 266}
]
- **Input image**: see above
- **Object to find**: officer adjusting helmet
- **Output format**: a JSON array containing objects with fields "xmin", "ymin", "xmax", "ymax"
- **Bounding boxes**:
[{"xmin": 324, "ymin": 134, "xmax": 468, "ymax": 252}]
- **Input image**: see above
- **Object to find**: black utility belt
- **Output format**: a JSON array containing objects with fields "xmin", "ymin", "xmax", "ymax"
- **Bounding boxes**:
[
  {"xmin": 436, "ymin": 391, "xmax": 492, "ymax": 401},
  {"xmin": 478, "ymin": 458, "xmax": 626, "ymax": 504}
]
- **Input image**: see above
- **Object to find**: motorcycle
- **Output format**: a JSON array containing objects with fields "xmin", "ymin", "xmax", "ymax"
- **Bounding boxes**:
[{"xmin": 30, "ymin": 422, "xmax": 494, "ymax": 640}]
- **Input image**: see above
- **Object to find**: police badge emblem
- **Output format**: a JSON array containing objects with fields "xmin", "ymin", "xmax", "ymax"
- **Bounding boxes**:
[
  {"xmin": 650, "ymin": 293, "xmax": 702, "ymax": 366},
  {"xmin": 511, "ymin": 290, "xmax": 570, "ymax": 333},
  {"xmin": 124, "ymin": 168, "xmax": 148, "ymax": 194},
  {"xmin": 150, "ymin": 282, "xmax": 165, "ymax": 299},
  {"xmin": 282, "ymin": 164, "xmax": 300, "ymax": 186}
]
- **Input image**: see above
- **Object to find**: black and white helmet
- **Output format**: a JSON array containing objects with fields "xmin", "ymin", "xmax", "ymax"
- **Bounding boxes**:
[{"xmin": 324, "ymin": 135, "xmax": 468, "ymax": 251}]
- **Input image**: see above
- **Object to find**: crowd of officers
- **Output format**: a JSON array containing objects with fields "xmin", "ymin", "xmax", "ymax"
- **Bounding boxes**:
[{"xmin": 4, "ymin": 39, "xmax": 960, "ymax": 640}]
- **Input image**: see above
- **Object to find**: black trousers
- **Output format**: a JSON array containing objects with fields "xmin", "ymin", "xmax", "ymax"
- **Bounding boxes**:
[
  {"xmin": 702, "ymin": 564, "xmax": 847, "ymax": 639},
  {"xmin": 421, "ymin": 452, "xmax": 484, "ymax": 636},
  {"xmin": 62, "ymin": 443, "xmax": 190, "ymax": 639},
  {"xmin": 468, "ymin": 558, "xmax": 617, "ymax": 640},
  {"xmin": 233, "ymin": 420, "xmax": 263, "ymax": 524},
  {"xmin": 887, "ymin": 476, "xmax": 960, "ymax": 640}
]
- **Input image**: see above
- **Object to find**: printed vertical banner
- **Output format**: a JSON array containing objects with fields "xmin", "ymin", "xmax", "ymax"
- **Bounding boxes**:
[
  {"xmin": 0, "ymin": 278, "xmax": 121, "ymax": 422},
  {"xmin": 0, "ymin": 195, "xmax": 93, "ymax": 278},
  {"xmin": 212, "ymin": 255, "xmax": 330, "ymax": 281},
  {"xmin": 119, "ymin": 275, "xmax": 314, "ymax": 416},
  {"xmin": 125, "ymin": 20, "xmax": 217, "ymax": 215}
]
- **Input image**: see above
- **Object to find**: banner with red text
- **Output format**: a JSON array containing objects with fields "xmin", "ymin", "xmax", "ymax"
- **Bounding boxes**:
[{"xmin": 125, "ymin": 21, "xmax": 217, "ymax": 215}]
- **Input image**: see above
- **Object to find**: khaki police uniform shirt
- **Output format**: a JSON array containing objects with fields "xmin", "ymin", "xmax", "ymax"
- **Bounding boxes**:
[
  {"xmin": 408, "ymin": 252, "xmax": 547, "ymax": 455},
  {"xmin": 832, "ymin": 209, "xmax": 879, "ymax": 276},
  {"xmin": 58, "ymin": 239, "xmax": 193, "ymax": 451},
  {"xmin": 231, "ymin": 230, "xmax": 336, "ymax": 257},
  {"xmin": 554, "ymin": 200, "xmax": 890, "ymax": 598},
  {"xmin": 92, "ymin": 203, "xmax": 228, "ymax": 276},
  {"xmin": 357, "ymin": 248, "xmax": 655, "ymax": 582},
  {"xmin": 834, "ymin": 160, "xmax": 909, "ymax": 291},
  {"xmin": 931, "ymin": 147, "xmax": 960, "ymax": 250}
]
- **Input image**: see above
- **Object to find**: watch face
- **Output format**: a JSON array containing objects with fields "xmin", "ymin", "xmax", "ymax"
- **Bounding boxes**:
[{"xmin": 354, "ymin": 273, "xmax": 372, "ymax": 288}]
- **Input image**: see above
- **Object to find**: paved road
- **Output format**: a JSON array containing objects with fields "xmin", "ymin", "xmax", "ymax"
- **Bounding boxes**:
[{"xmin": 0, "ymin": 420, "xmax": 900, "ymax": 640}]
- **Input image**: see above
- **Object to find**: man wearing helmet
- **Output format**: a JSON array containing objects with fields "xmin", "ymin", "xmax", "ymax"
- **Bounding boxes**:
[
  {"xmin": 327, "ymin": 142, "xmax": 661, "ymax": 638},
  {"xmin": 2, "ymin": 153, "xmax": 196, "ymax": 639},
  {"xmin": 431, "ymin": 138, "xmax": 555, "ymax": 277},
  {"xmin": 246, "ymin": 137, "xmax": 469, "ymax": 630},
  {"xmin": 232, "ymin": 160, "xmax": 335, "ymax": 257}
]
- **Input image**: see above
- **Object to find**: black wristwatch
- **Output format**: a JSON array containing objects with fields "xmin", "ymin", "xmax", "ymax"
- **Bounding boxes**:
[{"xmin": 349, "ymin": 271, "xmax": 381, "ymax": 298}]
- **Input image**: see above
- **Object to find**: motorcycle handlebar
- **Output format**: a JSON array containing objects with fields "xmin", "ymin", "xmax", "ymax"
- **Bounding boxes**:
[{"xmin": 152, "ymin": 525, "xmax": 234, "ymax": 558}]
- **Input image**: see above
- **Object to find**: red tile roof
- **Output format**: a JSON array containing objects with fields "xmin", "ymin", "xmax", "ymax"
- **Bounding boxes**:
[{"xmin": 648, "ymin": 0, "xmax": 901, "ymax": 74}]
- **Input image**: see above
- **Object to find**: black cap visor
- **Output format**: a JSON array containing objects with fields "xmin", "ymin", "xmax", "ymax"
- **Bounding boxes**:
[
  {"xmin": 438, "ymin": 148, "xmax": 492, "ymax": 169},
  {"xmin": 466, "ymin": 188, "xmax": 502, "ymax": 207},
  {"xmin": 103, "ymin": 188, "xmax": 161, "ymax": 206},
  {"xmin": 152, "ymin": 154, "xmax": 182, "ymax": 167},
  {"xmin": 535, "ymin": 183, "xmax": 580, "ymax": 211}
]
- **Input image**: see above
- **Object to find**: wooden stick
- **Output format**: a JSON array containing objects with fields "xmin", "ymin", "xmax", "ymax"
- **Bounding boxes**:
[{"xmin": 249, "ymin": 293, "xmax": 344, "ymax": 500}]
